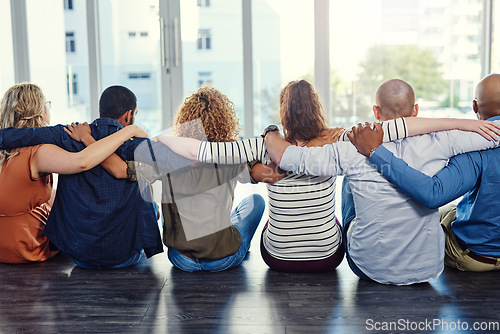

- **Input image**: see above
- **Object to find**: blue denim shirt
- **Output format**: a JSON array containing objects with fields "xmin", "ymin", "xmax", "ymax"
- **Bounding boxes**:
[
  {"xmin": 0, "ymin": 118, "xmax": 189, "ymax": 266},
  {"xmin": 368, "ymin": 116, "xmax": 500, "ymax": 258}
]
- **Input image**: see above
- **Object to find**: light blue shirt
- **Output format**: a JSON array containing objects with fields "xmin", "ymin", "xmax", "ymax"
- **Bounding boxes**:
[
  {"xmin": 369, "ymin": 116, "xmax": 500, "ymax": 258},
  {"xmin": 280, "ymin": 125, "xmax": 500, "ymax": 285}
]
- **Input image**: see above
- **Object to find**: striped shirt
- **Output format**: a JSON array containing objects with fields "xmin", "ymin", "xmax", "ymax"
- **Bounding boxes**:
[{"xmin": 197, "ymin": 118, "xmax": 408, "ymax": 261}]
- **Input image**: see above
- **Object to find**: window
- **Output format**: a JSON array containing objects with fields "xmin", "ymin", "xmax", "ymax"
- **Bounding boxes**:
[
  {"xmin": 65, "ymin": 32, "xmax": 75, "ymax": 53},
  {"xmin": 67, "ymin": 73, "xmax": 77, "ymax": 95},
  {"xmin": 198, "ymin": 72, "xmax": 213, "ymax": 86},
  {"xmin": 197, "ymin": 0, "xmax": 210, "ymax": 7},
  {"xmin": 63, "ymin": 0, "xmax": 73, "ymax": 10},
  {"xmin": 128, "ymin": 31, "xmax": 136, "ymax": 37},
  {"xmin": 128, "ymin": 73, "xmax": 151, "ymax": 79},
  {"xmin": 197, "ymin": 29, "xmax": 211, "ymax": 50},
  {"xmin": 140, "ymin": 32, "xmax": 148, "ymax": 37}
]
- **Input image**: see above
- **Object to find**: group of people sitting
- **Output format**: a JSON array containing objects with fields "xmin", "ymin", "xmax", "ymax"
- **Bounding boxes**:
[{"xmin": 1, "ymin": 74, "xmax": 499, "ymax": 285}]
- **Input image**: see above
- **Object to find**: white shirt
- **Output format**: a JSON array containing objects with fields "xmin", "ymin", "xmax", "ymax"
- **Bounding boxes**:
[{"xmin": 280, "ymin": 127, "xmax": 500, "ymax": 285}]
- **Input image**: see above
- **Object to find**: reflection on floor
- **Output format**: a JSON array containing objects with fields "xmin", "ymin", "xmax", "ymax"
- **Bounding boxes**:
[{"xmin": 1, "ymin": 183, "xmax": 499, "ymax": 333}]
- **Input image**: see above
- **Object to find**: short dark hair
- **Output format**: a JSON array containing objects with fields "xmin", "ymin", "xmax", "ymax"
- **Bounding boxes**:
[{"xmin": 99, "ymin": 85, "xmax": 137, "ymax": 119}]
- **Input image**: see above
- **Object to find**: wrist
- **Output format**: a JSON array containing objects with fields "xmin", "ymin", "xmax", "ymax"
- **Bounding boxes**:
[
  {"xmin": 369, "ymin": 147, "xmax": 378, "ymax": 158},
  {"xmin": 81, "ymin": 134, "xmax": 96, "ymax": 146},
  {"xmin": 261, "ymin": 124, "xmax": 279, "ymax": 138}
]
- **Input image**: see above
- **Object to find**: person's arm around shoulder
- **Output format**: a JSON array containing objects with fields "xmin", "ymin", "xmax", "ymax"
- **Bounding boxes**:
[
  {"xmin": 31, "ymin": 125, "xmax": 148, "ymax": 177},
  {"xmin": 65, "ymin": 122, "xmax": 129, "ymax": 179},
  {"xmin": 347, "ymin": 123, "xmax": 481, "ymax": 208},
  {"xmin": 0, "ymin": 125, "xmax": 68, "ymax": 150},
  {"xmin": 403, "ymin": 117, "xmax": 500, "ymax": 140},
  {"xmin": 265, "ymin": 130, "xmax": 343, "ymax": 177},
  {"xmin": 153, "ymin": 134, "xmax": 200, "ymax": 160},
  {"xmin": 249, "ymin": 161, "xmax": 288, "ymax": 183}
]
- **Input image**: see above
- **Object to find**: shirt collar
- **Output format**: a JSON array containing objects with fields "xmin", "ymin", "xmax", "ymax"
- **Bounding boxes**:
[
  {"xmin": 90, "ymin": 118, "xmax": 124, "ymax": 137},
  {"xmin": 487, "ymin": 115, "xmax": 500, "ymax": 121}
]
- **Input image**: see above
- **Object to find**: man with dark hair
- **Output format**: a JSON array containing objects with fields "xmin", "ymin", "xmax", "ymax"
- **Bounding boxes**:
[
  {"xmin": 0, "ymin": 85, "xmax": 187, "ymax": 269},
  {"xmin": 99, "ymin": 85, "xmax": 138, "ymax": 121}
]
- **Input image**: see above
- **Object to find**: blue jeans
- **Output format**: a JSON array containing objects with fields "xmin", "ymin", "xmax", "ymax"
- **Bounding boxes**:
[
  {"xmin": 168, "ymin": 194, "xmax": 265, "ymax": 272},
  {"xmin": 73, "ymin": 251, "xmax": 144, "ymax": 269}
]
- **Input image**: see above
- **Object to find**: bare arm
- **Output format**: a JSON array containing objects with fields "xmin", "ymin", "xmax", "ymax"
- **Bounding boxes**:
[
  {"xmin": 250, "ymin": 162, "xmax": 288, "ymax": 183},
  {"xmin": 152, "ymin": 134, "xmax": 200, "ymax": 160},
  {"xmin": 32, "ymin": 125, "xmax": 147, "ymax": 176},
  {"xmin": 264, "ymin": 131, "xmax": 292, "ymax": 165},
  {"xmin": 65, "ymin": 122, "xmax": 129, "ymax": 179},
  {"xmin": 404, "ymin": 117, "xmax": 500, "ymax": 140}
]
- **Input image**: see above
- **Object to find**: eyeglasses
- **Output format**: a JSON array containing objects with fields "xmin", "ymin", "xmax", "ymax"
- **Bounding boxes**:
[{"xmin": 45, "ymin": 101, "xmax": 52, "ymax": 110}]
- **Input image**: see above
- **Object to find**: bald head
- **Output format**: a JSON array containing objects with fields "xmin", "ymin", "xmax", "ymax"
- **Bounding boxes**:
[
  {"xmin": 375, "ymin": 79, "xmax": 416, "ymax": 120},
  {"xmin": 474, "ymin": 73, "xmax": 500, "ymax": 120}
]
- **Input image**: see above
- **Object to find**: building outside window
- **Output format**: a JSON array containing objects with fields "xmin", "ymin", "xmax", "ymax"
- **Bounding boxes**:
[
  {"xmin": 65, "ymin": 32, "xmax": 75, "ymax": 53},
  {"xmin": 67, "ymin": 73, "xmax": 77, "ymax": 95},
  {"xmin": 197, "ymin": 29, "xmax": 211, "ymax": 50},
  {"xmin": 64, "ymin": 0, "xmax": 73, "ymax": 10},
  {"xmin": 128, "ymin": 73, "xmax": 151, "ymax": 79},
  {"xmin": 197, "ymin": 0, "xmax": 210, "ymax": 7},
  {"xmin": 198, "ymin": 71, "xmax": 213, "ymax": 86}
]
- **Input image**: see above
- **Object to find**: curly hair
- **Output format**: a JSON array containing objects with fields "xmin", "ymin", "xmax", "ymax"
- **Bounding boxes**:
[
  {"xmin": 173, "ymin": 86, "xmax": 241, "ymax": 142},
  {"xmin": 0, "ymin": 83, "xmax": 49, "ymax": 167},
  {"xmin": 279, "ymin": 80, "xmax": 327, "ymax": 144}
]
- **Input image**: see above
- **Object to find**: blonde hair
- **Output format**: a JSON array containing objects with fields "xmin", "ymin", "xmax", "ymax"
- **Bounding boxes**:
[
  {"xmin": 173, "ymin": 86, "xmax": 241, "ymax": 142},
  {"xmin": 0, "ymin": 83, "xmax": 49, "ymax": 166}
]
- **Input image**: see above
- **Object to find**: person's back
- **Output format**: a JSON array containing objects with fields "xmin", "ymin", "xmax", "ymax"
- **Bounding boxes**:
[
  {"xmin": 153, "ymin": 86, "xmax": 265, "ymax": 272},
  {"xmin": 438, "ymin": 74, "xmax": 500, "ymax": 269},
  {"xmin": 0, "ymin": 85, "xmax": 164, "ymax": 268},
  {"xmin": 274, "ymin": 79, "xmax": 500, "ymax": 284},
  {"xmin": 0, "ymin": 146, "xmax": 58, "ymax": 263},
  {"xmin": 345, "ymin": 74, "xmax": 500, "ymax": 273},
  {"xmin": 44, "ymin": 118, "xmax": 160, "ymax": 267}
]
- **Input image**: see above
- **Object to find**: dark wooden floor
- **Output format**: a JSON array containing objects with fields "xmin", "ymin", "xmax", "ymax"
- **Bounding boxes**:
[{"xmin": 1, "ymin": 184, "xmax": 500, "ymax": 334}]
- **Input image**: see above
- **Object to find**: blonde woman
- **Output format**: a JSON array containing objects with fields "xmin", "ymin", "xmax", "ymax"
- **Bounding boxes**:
[{"xmin": 0, "ymin": 83, "xmax": 147, "ymax": 264}]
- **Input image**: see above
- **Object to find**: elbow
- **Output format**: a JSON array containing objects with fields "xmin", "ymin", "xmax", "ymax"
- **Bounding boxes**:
[
  {"xmin": 189, "ymin": 148, "xmax": 198, "ymax": 161},
  {"xmin": 78, "ymin": 159, "xmax": 90, "ymax": 172},
  {"xmin": 415, "ymin": 197, "xmax": 440, "ymax": 209}
]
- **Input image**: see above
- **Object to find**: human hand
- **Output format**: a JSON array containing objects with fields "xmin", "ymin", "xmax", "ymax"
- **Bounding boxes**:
[
  {"xmin": 307, "ymin": 127, "xmax": 345, "ymax": 147},
  {"xmin": 125, "ymin": 124, "xmax": 149, "ymax": 139},
  {"xmin": 250, "ymin": 161, "xmax": 289, "ymax": 183},
  {"xmin": 457, "ymin": 119, "xmax": 500, "ymax": 141},
  {"xmin": 64, "ymin": 122, "xmax": 92, "ymax": 143},
  {"xmin": 347, "ymin": 122, "xmax": 383, "ymax": 157}
]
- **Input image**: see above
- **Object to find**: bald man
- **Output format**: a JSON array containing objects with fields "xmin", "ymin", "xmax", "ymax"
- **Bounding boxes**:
[
  {"xmin": 348, "ymin": 73, "xmax": 500, "ymax": 272},
  {"xmin": 265, "ymin": 78, "xmax": 500, "ymax": 285},
  {"xmin": 341, "ymin": 79, "xmax": 419, "ymax": 225}
]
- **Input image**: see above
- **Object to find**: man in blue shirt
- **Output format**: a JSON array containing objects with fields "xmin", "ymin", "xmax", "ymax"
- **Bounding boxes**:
[
  {"xmin": 0, "ymin": 85, "xmax": 189, "ymax": 269},
  {"xmin": 347, "ymin": 73, "xmax": 500, "ymax": 272}
]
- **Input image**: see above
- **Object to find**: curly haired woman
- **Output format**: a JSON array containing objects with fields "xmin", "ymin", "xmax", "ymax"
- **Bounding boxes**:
[
  {"xmin": 154, "ymin": 86, "xmax": 266, "ymax": 272},
  {"xmin": 0, "ymin": 83, "xmax": 148, "ymax": 264}
]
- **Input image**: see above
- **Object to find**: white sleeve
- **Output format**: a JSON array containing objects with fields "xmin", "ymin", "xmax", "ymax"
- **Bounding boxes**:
[
  {"xmin": 435, "ymin": 121, "xmax": 500, "ymax": 157},
  {"xmin": 279, "ymin": 142, "xmax": 344, "ymax": 176},
  {"xmin": 197, "ymin": 137, "xmax": 271, "ymax": 164}
]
